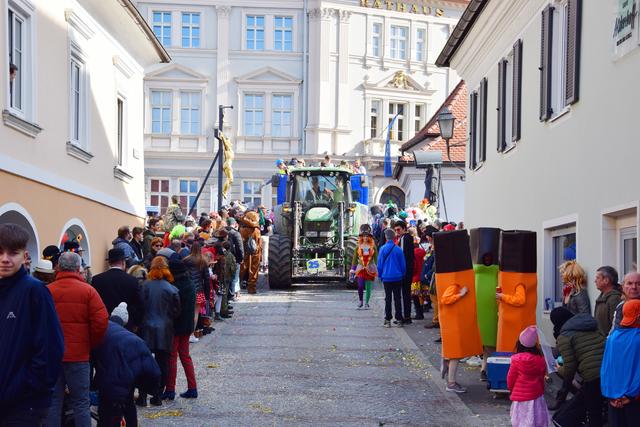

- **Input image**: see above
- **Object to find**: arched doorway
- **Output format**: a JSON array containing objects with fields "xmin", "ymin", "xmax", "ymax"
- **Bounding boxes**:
[
  {"xmin": 0, "ymin": 203, "xmax": 40, "ymax": 269},
  {"xmin": 59, "ymin": 219, "xmax": 91, "ymax": 268},
  {"xmin": 379, "ymin": 186, "xmax": 406, "ymax": 209}
]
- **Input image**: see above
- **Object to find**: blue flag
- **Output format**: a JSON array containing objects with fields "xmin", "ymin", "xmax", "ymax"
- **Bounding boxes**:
[{"xmin": 384, "ymin": 113, "xmax": 400, "ymax": 177}]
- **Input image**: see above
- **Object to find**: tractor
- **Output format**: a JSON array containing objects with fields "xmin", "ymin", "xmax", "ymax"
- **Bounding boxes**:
[{"xmin": 268, "ymin": 167, "xmax": 370, "ymax": 289}]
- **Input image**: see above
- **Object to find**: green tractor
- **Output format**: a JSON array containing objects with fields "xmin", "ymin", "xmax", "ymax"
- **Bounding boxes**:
[{"xmin": 268, "ymin": 167, "xmax": 370, "ymax": 289}]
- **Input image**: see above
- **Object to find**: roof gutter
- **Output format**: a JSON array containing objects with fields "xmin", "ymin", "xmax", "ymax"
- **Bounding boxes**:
[
  {"xmin": 436, "ymin": 0, "xmax": 488, "ymax": 68},
  {"xmin": 119, "ymin": 0, "xmax": 171, "ymax": 63}
]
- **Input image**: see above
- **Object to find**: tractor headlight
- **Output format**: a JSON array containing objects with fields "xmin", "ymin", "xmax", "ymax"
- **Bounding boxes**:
[
  {"xmin": 318, "ymin": 231, "xmax": 334, "ymax": 237},
  {"xmin": 305, "ymin": 231, "xmax": 318, "ymax": 237}
]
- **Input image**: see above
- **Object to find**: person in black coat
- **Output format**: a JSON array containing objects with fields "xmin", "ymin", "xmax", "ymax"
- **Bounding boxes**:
[
  {"xmin": 92, "ymin": 249, "xmax": 145, "ymax": 331},
  {"xmin": 92, "ymin": 306, "xmax": 160, "ymax": 427},
  {"xmin": 394, "ymin": 220, "xmax": 415, "ymax": 324}
]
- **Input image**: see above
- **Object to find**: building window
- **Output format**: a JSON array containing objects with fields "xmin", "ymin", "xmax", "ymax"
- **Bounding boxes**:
[
  {"xmin": 428, "ymin": 23, "xmax": 449, "ymax": 63},
  {"xmin": 152, "ymin": 11, "xmax": 171, "ymax": 47},
  {"xmin": 246, "ymin": 15, "xmax": 265, "ymax": 50},
  {"xmin": 8, "ymin": 6, "xmax": 28, "ymax": 115},
  {"xmin": 371, "ymin": 22, "xmax": 381, "ymax": 57},
  {"xmin": 271, "ymin": 94, "xmax": 292, "ymax": 137},
  {"xmin": 550, "ymin": 229, "xmax": 576, "ymax": 308},
  {"xmin": 414, "ymin": 104, "xmax": 423, "ymax": 133},
  {"xmin": 116, "ymin": 98, "xmax": 124, "ymax": 166},
  {"xmin": 244, "ymin": 94, "xmax": 264, "ymax": 136},
  {"xmin": 151, "ymin": 90, "xmax": 172, "ymax": 134},
  {"xmin": 415, "ymin": 28, "xmax": 425, "ymax": 61},
  {"xmin": 469, "ymin": 78, "xmax": 487, "ymax": 169},
  {"xmin": 180, "ymin": 91, "xmax": 201, "ymax": 135},
  {"xmin": 388, "ymin": 102, "xmax": 405, "ymax": 141},
  {"xmin": 274, "ymin": 16, "xmax": 293, "ymax": 51},
  {"xmin": 70, "ymin": 59, "xmax": 82, "ymax": 143},
  {"xmin": 181, "ymin": 12, "xmax": 200, "ymax": 48},
  {"xmin": 370, "ymin": 99, "xmax": 381, "ymax": 138},
  {"xmin": 179, "ymin": 179, "xmax": 199, "ymax": 212},
  {"xmin": 621, "ymin": 226, "xmax": 638, "ymax": 275},
  {"xmin": 150, "ymin": 179, "xmax": 170, "ymax": 214},
  {"xmin": 390, "ymin": 26, "xmax": 407, "ymax": 60},
  {"xmin": 242, "ymin": 180, "xmax": 262, "ymax": 207}
]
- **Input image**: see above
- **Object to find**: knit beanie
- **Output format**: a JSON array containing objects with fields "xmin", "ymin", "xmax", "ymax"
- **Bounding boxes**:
[
  {"xmin": 519, "ymin": 325, "xmax": 538, "ymax": 348},
  {"xmin": 550, "ymin": 307, "xmax": 574, "ymax": 339},
  {"xmin": 111, "ymin": 302, "xmax": 129, "ymax": 325}
]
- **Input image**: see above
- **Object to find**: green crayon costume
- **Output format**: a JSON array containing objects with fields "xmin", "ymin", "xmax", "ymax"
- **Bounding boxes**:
[{"xmin": 470, "ymin": 228, "xmax": 501, "ymax": 347}]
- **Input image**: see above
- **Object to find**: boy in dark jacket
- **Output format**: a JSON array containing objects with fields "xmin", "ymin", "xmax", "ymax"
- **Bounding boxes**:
[
  {"xmin": 394, "ymin": 221, "xmax": 414, "ymax": 324},
  {"xmin": 92, "ymin": 304, "xmax": 160, "ymax": 427},
  {"xmin": 377, "ymin": 228, "xmax": 406, "ymax": 327},
  {"xmin": 0, "ymin": 224, "xmax": 64, "ymax": 426}
]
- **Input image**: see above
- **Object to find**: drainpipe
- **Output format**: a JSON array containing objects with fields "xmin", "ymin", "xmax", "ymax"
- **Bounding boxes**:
[{"xmin": 301, "ymin": 0, "xmax": 309, "ymax": 155}]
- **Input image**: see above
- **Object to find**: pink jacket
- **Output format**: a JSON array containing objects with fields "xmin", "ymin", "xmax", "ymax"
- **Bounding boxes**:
[{"xmin": 507, "ymin": 352, "xmax": 546, "ymax": 401}]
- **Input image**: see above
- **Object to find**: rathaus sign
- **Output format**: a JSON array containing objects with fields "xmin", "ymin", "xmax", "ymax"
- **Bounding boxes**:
[{"xmin": 359, "ymin": 0, "xmax": 446, "ymax": 17}]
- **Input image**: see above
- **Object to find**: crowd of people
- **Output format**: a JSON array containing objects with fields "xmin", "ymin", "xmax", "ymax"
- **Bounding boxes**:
[
  {"xmin": 275, "ymin": 154, "xmax": 367, "ymax": 175},
  {"xmin": 0, "ymin": 196, "xmax": 270, "ymax": 426}
]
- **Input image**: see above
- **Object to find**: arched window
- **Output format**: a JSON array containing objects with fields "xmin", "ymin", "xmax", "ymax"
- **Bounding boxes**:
[
  {"xmin": 380, "ymin": 186, "xmax": 406, "ymax": 209},
  {"xmin": 0, "ymin": 203, "xmax": 40, "ymax": 270},
  {"xmin": 59, "ymin": 219, "xmax": 91, "ymax": 268}
]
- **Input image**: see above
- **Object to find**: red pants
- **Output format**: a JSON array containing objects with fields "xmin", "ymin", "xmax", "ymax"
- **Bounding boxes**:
[{"xmin": 165, "ymin": 335, "xmax": 197, "ymax": 391}]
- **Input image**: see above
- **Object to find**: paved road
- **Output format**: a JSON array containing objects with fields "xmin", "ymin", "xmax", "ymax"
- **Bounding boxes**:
[{"xmin": 139, "ymin": 278, "xmax": 510, "ymax": 426}]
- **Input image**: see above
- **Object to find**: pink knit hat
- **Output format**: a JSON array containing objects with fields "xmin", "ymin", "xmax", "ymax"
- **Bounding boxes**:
[{"xmin": 519, "ymin": 325, "xmax": 538, "ymax": 348}]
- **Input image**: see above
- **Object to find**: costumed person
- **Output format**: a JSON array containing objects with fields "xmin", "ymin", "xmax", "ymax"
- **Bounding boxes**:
[
  {"xmin": 507, "ymin": 326, "xmax": 551, "ymax": 427},
  {"xmin": 496, "ymin": 231, "xmax": 538, "ymax": 352},
  {"xmin": 433, "ymin": 229, "xmax": 483, "ymax": 393},
  {"xmin": 350, "ymin": 224, "xmax": 377, "ymax": 309},
  {"xmin": 470, "ymin": 227, "xmax": 501, "ymax": 381},
  {"xmin": 418, "ymin": 198, "xmax": 438, "ymax": 224},
  {"xmin": 239, "ymin": 210, "xmax": 262, "ymax": 294},
  {"xmin": 410, "ymin": 227, "xmax": 427, "ymax": 320},
  {"xmin": 601, "ymin": 299, "xmax": 640, "ymax": 426}
]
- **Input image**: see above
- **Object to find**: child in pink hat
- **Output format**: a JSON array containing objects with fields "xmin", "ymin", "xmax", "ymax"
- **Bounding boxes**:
[{"xmin": 506, "ymin": 326, "xmax": 550, "ymax": 427}]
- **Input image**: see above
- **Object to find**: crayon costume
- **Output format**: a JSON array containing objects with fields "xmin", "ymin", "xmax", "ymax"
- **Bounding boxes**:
[
  {"xmin": 496, "ymin": 231, "xmax": 538, "ymax": 352},
  {"xmin": 351, "ymin": 234, "xmax": 378, "ymax": 306},
  {"xmin": 434, "ymin": 230, "xmax": 483, "ymax": 359},
  {"xmin": 470, "ymin": 228, "xmax": 501, "ymax": 347}
]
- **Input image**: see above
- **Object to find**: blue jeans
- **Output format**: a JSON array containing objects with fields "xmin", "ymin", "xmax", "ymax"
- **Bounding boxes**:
[{"xmin": 46, "ymin": 362, "xmax": 91, "ymax": 427}]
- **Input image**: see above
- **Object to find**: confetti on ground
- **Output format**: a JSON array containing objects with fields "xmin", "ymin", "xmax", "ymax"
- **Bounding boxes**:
[
  {"xmin": 248, "ymin": 403, "xmax": 274, "ymax": 414},
  {"xmin": 207, "ymin": 363, "xmax": 220, "ymax": 369},
  {"xmin": 144, "ymin": 410, "xmax": 183, "ymax": 419}
]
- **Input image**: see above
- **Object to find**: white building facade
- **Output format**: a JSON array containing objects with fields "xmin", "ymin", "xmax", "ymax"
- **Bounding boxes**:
[
  {"xmin": 439, "ymin": 0, "xmax": 640, "ymax": 336},
  {"xmin": 136, "ymin": 0, "xmax": 466, "ymax": 214}
]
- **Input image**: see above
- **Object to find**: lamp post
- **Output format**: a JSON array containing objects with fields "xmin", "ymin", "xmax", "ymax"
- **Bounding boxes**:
[{"xmin": 437, "ymin": 106, "xmax": 455, "ymax": 157}]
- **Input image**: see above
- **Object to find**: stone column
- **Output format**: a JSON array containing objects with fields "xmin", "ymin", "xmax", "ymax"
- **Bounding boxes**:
[
  {"xmin": 335, "ymin": 10, "xmax": 351, "ymax": 154},
  {"xmin": 216, "ymin": 6, "xmax": 231, "ymax": 131}
]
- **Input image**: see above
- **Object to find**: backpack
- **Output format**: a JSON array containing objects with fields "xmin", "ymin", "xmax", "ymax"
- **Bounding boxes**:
[
  {"xmin": 244, "ymin": 234, "xmax": 258, "ymax": 256},
  {"xmin": 163, "ymin": 206, "xmax": 185, "ymax": 232}
]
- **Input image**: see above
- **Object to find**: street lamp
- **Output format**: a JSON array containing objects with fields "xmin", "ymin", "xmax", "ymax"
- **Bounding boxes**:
[{"xmin": 437, "ymin": 106, "xmax": 455, "ymax": 142}]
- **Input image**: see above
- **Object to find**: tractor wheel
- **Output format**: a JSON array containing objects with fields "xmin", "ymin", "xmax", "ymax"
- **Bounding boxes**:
[
  {"xmin": 344, "ymin": 236, "xmax": 358, "ymax": 288},
  {"xmin": 268, "ymin": 234, "xmax": 292, "ymax": 289}
]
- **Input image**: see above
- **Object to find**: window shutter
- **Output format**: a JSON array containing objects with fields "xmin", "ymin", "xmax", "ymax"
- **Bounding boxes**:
[
  {"xmin": 565, "ymin": 0, "xmax": 582, "ymax": 105},
  {"xmin": 539, "ymin": 5, "xmax": 554, "ymax": 121},
  {"xmin": 512, "ymin": 39, "xmax": 523, "ymax": 141},
  {"xmin": 469, "ymin": 92, "xmax": 477, "ymax": 169},
  {"xmin": 497, "ymin": 59, "xmax": 506, "ymax": 152},
  {"xmin": 479, "ymin": 78, "xmax": 488, "ymax": 162}
]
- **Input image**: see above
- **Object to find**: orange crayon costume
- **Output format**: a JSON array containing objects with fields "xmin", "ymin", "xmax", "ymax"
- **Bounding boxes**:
[
  {"xmin": 496, "ymin": 231, "xmax": 538, "ymax": 352},
  {"xmin": 434, "ymin": 230, "xmax": 483, "ymax": 359}
]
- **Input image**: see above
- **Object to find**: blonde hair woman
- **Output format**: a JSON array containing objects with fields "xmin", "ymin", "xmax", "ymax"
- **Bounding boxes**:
[{"xmin": 559, "ymin": 260, "xmax": 591, "ymax": 314}]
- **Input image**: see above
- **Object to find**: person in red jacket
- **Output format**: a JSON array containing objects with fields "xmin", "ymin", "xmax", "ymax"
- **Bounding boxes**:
[
  {"xmin": 506, "ymin": 326, "xmax": 550, "ymax": 427},
  {"xmin": 410, "ymin": 228, "xmax": 427, "ymax": 320},
  {"xmin": 46, "ymin": 251, "xmax": 108, "ymax": 427}
]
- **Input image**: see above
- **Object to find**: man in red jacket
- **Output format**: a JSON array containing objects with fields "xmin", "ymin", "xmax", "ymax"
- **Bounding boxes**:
[{"xmin": 46, "ymin": 252, "xmax": 108, "ymax": 427}]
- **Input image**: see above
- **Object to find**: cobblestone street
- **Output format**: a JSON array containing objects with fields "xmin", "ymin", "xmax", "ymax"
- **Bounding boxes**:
[{"xmin": 139, "ymin": 278, "xmax": 510, "ymax": 426}]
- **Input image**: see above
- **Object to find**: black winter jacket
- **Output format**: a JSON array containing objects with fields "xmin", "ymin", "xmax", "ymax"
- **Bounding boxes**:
[
  {"xmin": 140, "ymin": 280, "xmax": 181, "ymax": 352},
  {"xmin": 226, "ymin": 226, "xmax": 244, "ymax": 264},
  {"xmin": 556, "ymin": 314, "xmax": 605, "ymax": 384}
]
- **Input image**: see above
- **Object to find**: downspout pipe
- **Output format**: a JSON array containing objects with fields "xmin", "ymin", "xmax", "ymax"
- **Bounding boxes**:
[{"xmin": 301, "ymin": 0, "xmax": 309, "ymax": 155}]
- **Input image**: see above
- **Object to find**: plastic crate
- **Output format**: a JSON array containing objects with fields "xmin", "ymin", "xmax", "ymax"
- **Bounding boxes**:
[{"xmin": 486, "ymin": 351, "xmax": 512, "ymax": 393}]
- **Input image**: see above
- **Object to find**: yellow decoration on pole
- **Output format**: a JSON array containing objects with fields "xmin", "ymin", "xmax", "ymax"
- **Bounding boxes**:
[{"xmin": 220, "ymin": 132, "xmax": 234, "ymax": 199}]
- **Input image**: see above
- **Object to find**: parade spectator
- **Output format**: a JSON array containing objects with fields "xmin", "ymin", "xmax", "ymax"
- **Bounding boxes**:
[
  {"xmin": 594, "ymin": 266, "xmax": 623, "ymax": 335},
  {"xmin": 138, "ymin": 257, "xmax": 181, "ymax": 407},
  {"xmin": 33, "ymin": 259, "xmax": 56, "ymax": 284},
  {"xmin": 163, "ymin": 195, "xmax": 185, "ymax": 232},
  {"xmin": 165, "ymin": 259, "xmax": 198, "ymax": 400},
  {"xmin": 276, "ymin": 159, "xmax": 288, "ymax": 175},
  {"xmin": 42, "ymin": 244, "xmax": 61, "ymax": 268},
  {"xmin": 410, "ymin": 227, "xmax": 426, "ymax": 320},
  {"xmin": 143, "ymin": 218, "xmax": 161, "ymax": 257},
  {"xmin": 560, "ymin": 260, "xmax": 591, "ymax": 314},
  {"xmin": 239, "ymin": 210, "xmax": 262, "ymax": 294},
  {"xmin": 550, "ymin": 308, "xmax": 605, "ymax": 427},
  {"xmin": 422, "ymin": 226, "xmax": 439, "ymax": 330},
  {"xmin": 258, "ymin": 205, "xmax": 271, "ymax": 273},
  {"xmin": 178, "ymin": 232, "xmax": 194, "ymax": 258},
  {"xmin": 46, "ymin": 251, "xmax": 109, "ymax": 427},
  {"xmin": 112, "ymin": 226, "xmax": 140, "ymax": 267},
  {"xmin": 170, "ymin": 239, "xmax": 183, "ymax": 256},
  {"xmin": 378, "ymin": 228, "xmax": 406, "ymax": 327},
  {"xmin": 0, "ymin": 224, "xmax": 64, "ymax": 426},
  {"xmin": 225, "ymin": 217, "xmax": 244, "ymax": 299},
  {"xmin": 143, "ymin": 237, "xmax": 164, "ymax": 269},
  {"xmin": 323, "ymin": 155, "xmax": 334, "ymax": 167},
  {"xmin": 127, "ymin": 264, "xmax": 148, "ymax": 287},
  {"xmin": 129, "ymin": 227, "xmax": 144, "ymax": 263},
  {"xmin": 92, "ymin": 248, "xmax": 145, "ymax": 331},
  {"xmin": 601, "ymin": 300, "xmax": 640, "ymax": 426},
  {"xmin": 394, "ymin": 220, "xmax": 414, "ymax": 324},
  {"xmin": 377, "ymin": 218, "xmax": 391, "ymax": 247},
  {"xmin": 183, "ymin": 242, "xmax": 210, "ymax": 343},
  {"xmin": 612, "ymin": 271, "xmax": 640, "ymax": 331},
  {"xmin": 92, "ymin": 304, "xmax": 160, "ymax": 426},
  {"xmin": 353, "ymin": 159, "xmax": 366, "ymax": 175},
  {"xmin": 507, "ymin": 326, "xmax": 550, "ymax": 427}
]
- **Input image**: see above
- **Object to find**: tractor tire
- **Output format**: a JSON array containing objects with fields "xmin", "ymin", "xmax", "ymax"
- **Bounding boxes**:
[
  {"xmin": 268, "ymin": 234, "xmax": 292, "ymax": 289},
  {"xmin": 344, "ymin": 236, "xmax": 358, "ymax": 288}
]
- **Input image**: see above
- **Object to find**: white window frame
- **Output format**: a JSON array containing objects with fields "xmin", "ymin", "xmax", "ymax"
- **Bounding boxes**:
[
  {"xmin": 620, "ymin": 226, "xmax": 638, "ymax": 275},
  {"xmin": 273, "ymin": 16, "xmax": 293, "ymax": 52},
  {"xmin": 415, "ymin": 28, "xmax": 426, "ymax": 62},
  {"xmin": 181, "ymin": 12, "xmax": 200, "ymax": 48},
  {"xmin": 151, "ymin": 90, "xmax": 172, "ymax": 135},
  {"xmin": 390, "ymin": 25, "xmax": 407, "ymax": 60},
  {"xmin": 148, "ymin": 178, "xmax": 171, "ymax": 215},
  {"xmin": 116, "ymin": 96, "xmax": 125, "ymax": 167},
  {"xmin": 388, "ymin": 102, "xmax": 406, "ymax": 141},
  {"xmin": 68, "ymin": 45, "xmax": 89, "ymax": 150},
  {"xmin": 271, "ymin": 94, "xmax": 292, "ymax": 137},
  {"xmin": 6, "ymin": 0, "xmax": 35, "ymax": 122},
  {"xmin": 242, "ymin": 179, "xmax": 262, "ymax": 208},
  {"xmin": 414, "ymin": 103, "xmax": 424, "ymax": 134},
  {"xmin": 180, "ymin": 91, "xmax": 201, "ymax": 135},
  {"xmin": 371, "ymin": 22, "xmax": 382, "ymax": 57},
  {"xmin": 152, "ymin": 11, "xmax": 171, "ymax": 47},
  {"xmin": 543, "ymin": 217, "xmax": 577, "ymax": 311},
  {"xmin": 246, "ymin": 15, "xmax": 265, "ymax": 50},
  {"xmin": 370, "ymin": 99, "xmax": 381, "ymax": 139},
  {"xmin": 178, "ymin": 178, "xmax": 199, "ymax": 213},
  {"xmin": 243, "ymin": 93, "xmax": 264, "ymax": 137},
  {"xmin": 550, "ymin": 0, "xmax": 569, "ymax": 118}
]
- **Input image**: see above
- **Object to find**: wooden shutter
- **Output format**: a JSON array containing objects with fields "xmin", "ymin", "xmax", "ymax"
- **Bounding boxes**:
[
  {"xmin": 469, "ymin": 92, "xmax": 477, "ymax": 169},
  {"xmin": 497, "ymin": 59, "xmax": 506, "ymax": 152},
  {"xmin": 512, "ymin": 39, "xmax": 523, "ymax": 141},
  {"xmin": 539, "ymin": 5, "xmax": 554, "ymax": 121},
  {"xmin": 565, "ymin": 0, "xmax": 582, "ymax": 105},
  {"xmin": 479, "ymin": 78, "xmax": 488, "ymax": 162}
]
